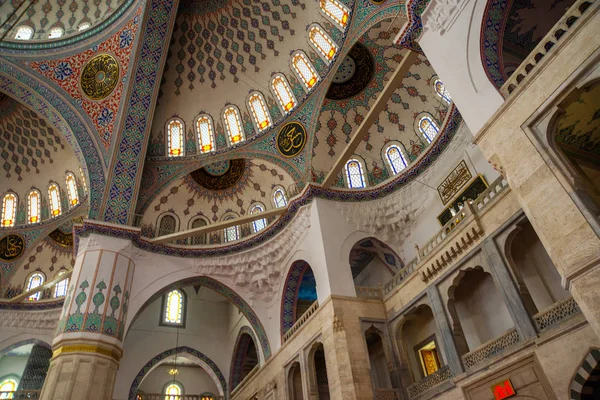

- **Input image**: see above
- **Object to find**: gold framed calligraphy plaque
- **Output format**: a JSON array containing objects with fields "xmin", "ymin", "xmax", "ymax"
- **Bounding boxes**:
[
  {"xmin": 277, "ymin": 122, "xmax": 307, "ymax": 158},
  {"xmin": 0, "ymin": 234, "xmax": 25, "ymax": 262},
  {"xmin": 437, "ymin": 160, "xmax": 472, "ymax": 205}
]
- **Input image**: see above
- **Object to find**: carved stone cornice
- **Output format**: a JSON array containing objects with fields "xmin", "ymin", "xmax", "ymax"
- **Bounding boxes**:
[{"xmin": 422, "ymin": 0, "xmax": 469, "ymax": 35}]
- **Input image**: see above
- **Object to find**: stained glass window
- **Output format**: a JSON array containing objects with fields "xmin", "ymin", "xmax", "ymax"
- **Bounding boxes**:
[
  {"xmin": 190, "ymin": 218, "xmax": 207, "ymax": 245},
  {"xmin": 292, "ymin": 52, "xmax": 319, "ymax": 90},
  {"xmin": 434, "ymin": 79, "xmax": 451, "ymax": 104},
  {"xmin": 223, "ymin": 217, "xmax": 239, "ymax": 242},
  {"xmin": 79, "ymin": 167, "xmax": 88, "ymax": 194},
  {"xmin": 345, "ymin": 159, "xmax": 366, "ymax": 188},
  {"xmin": 54, "ymin": 271, "xmax": 69, "ymax": 298},
  {"xmin": 1, "ymin": 193, "xmax": 17, "ymax": 227},
  {"xmin": 386, "ymin": 145, "xmax": 408, "ymax": 174},
  {"xmin": 15, "ymin": 26, "xmax": 33, "ymax": 40},
  {"xmin": 309, "ymin": 25, "xmax": 337, "ymax": 61},
  {"xmin": 66, "ymin": 173, "xmax": 79, "ymax": 207},
  {"xmin": 158, "ymin": 215, "xmax": 177, "ymax": 237},
  {"xmin": 196, "ymin": 115, "xmax": 214, "ymax": 153},
  {"xmin": 48, "ymin": 183, "xmax": 61, "ymax": 217},
  {"xmin": 320, "ymin": 0, "xmax": 349, "ymax": 29},
  {"xmin": 165, "ymin": 383, "xmax": 182, "ymax": 400},
  {"xmin": 273, "ymin": 188, "xmax": 288, "ymax": 208},
  {"xmin": 27, "ymin": 190, "xmax": 41, "ymax": 224},
  {"xmin": 248, "ymin": 93, "xmax": 272, "ymax": 131},
  {"xmin": 164, "ymin": 289, "xmax": 184, "ymax": 325},
  {"xmin": 250, "ymin": 204, "xmax": 267, "ymax": 233},
  {"xmin": 419, "ymin": 115, "xmax": 439, "ymax": 144},
  {"xmin": 223, "ymin": 107, "xmax": 244, "ymax": 144},
  {"xmin": 272, "ymin": 75, "xmax": 296, "ymax": 113},
  {"xmin": 167, "ymin": 119, "xmax": 184, "ymax": 157},
  {"xmin": 0, "ymin": 378, "xmax": 18, "ymax": 399},
  {"xmin": 48, "ymin": 27, "xmax": 64, "ymax": 39},
  {"xmin": 27, "ymin": 273, "xmax": 44, "ymax": 301}
]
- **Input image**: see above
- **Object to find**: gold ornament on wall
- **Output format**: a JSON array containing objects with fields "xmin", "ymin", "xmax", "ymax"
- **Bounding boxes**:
[{"xmin": 80, "ymin": 54, "xmax": 120, "ymax": 100}]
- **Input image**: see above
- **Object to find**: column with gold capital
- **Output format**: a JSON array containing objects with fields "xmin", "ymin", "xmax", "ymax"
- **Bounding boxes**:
[{"xmin": 40, "ymin": 233, "xmax": 136, "ymax": 400}]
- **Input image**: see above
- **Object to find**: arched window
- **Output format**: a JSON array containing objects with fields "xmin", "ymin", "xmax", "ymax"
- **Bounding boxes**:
[
  {"xmin": 189, "ymin": 217, "xmax": 208, "ymax": 245},
  {"xmin": 79, "ymin": 167, "xmax": 88, "ymax": 194},
  {"xmin": 48, "ymin": 27, "xmax": 64, "ymax": 39},
  {"xmin": 167, "ymin": 119, "xmax": 185, "ymax": 157},
  {"xmin": 345, "ymin": 159, "xmax": 366, "ymax": 188},
  {"xmin": 158, "ymin": 214, "xmax": 177, "ymax": 237},
  {"xmin": 309, "ymin": 25, "xmax": 337, "ymax": 61},
  {"xmin": 164, "ymin": 382, "xmax": 183, "ymax": 400},
  {"xmin": 196, "ymin": 115, "xmax": 215, "ymax": 153},
  {"xmin": 248, "ymin": 93, "xmax": 272, "ymax": 131},
  {"xmin": 250, "ymin": 204, "xmax": 267, "ymax": 233},
  {"xmin": 0, "ymin": 378, "xmax": 18, "ymax": 399},
  {"xmin": 418, "ymin": 115, "xmax": 439, "ymax": 144},
  {"xmin": 434, "ymin": 79, "xmax": 451, "ymax": 104},
  {"xmin": 14, "ymin": 26, "xmax": 34, "ymax": 40},
  {"xmin": 292, "ymin": 52, "xmax": 319, "ymax": 90},
  {"xmin": 273, "ymin": 188, "xmax": 288, "ymax": 208},
  {"xmin": 48, "ymin": 183, "xmax": 62, "ymax": 217},
  {"xmin": 66, "ymin": 173, "xmax": 79, "ymax": 207},
  {"xmin": 320, "ymin": 0, "xmax": 349, "ymax": 29},
  {"xmin": 223, "ymin": 107, "xmax": 245, "ymax": 145},
  {"xmin": 1, "ymin": 193, "xmax": 17, "ymax": 227},
  {"xmin": 163, "ymin": 289, "xmax": 185, "ymax": 326},
  {"xmin": 385, "ymin": 145, "xmax": 408, "ymax": 174},
  {"xmin": 78, "ymin": 22, "xmax": 91, "ymax": 31},
  {"xmin": 54, "ymin": 271, "xmax": 69, "ymax": 298},
  {"xmin": 27, "ymin": 273, "xmax": 45, "ymax": 301},
  {"xmin": 27, "ymin": 190, "xmax": 41, "ymax": 224},
  {"xmin": 272, "ymin": 75, "xmax": 296, "ymax": 113},
  {"xmin": 223, "ymin": 216, "xmax": 239, "ymax": 242}
]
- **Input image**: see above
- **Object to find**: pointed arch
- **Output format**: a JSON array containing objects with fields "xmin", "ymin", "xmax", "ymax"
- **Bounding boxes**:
[
  {"xmin": 247, "ymin": 92, "xmax": 272, "ymax": 132},
  {"xmin": 230, "ymin": 326, "xmax": 260, "ymax": 391},
  {"xmin": 223, "ymin": 106, "xmax": 245, "ymax": 145},
  {"xmin": 291, "ymin": 51, "xmax": 319, "ymax": 90},
  {"xmin": 281, "ymin": 260, "xmax": 317, "ymax": 337},
  {"xmin": 195, "ymin": 114, "xmax": 215, "ymax": 154},
  {"xmin": 271, "ymin": 74, "xmax": 297, "ymax": 114},
  {"xmin": 1, "ymin": 192, "xmax": 17, "ymax": 227},
  {"xmin": 166, "ymin": 118, "xmax": 185, "ymax": 157}
]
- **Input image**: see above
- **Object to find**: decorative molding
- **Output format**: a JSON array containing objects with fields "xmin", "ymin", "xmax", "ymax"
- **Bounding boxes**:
[
  {"xmin": 0, "ymin": 307, "xmax": 61, "ymax": 330},
  {"xmin": 422, "ymin": 0, "xmax": 469, "ymax": 35}
]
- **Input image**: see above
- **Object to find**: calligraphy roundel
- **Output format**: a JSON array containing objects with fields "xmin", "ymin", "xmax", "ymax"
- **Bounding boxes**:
[
  {"xmin": 80, "ymin": 54, "xmax": 120, "ymax": 100},
  {"xmin": 0, "ymin": 234, "xmax": 25, "ymax": 262},
  {"xmin": 277, "ymin": 122, "xmax": 307, "ymax": 158}
]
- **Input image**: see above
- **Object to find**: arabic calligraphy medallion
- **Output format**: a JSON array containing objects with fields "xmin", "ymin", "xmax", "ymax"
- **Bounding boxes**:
[
  {"xmin": 0, "ymin": 234, "xmax": 25, "ymax": 262},
  {"xmin": 276, "ymin": 122, "xmax": 306, "ymax": 158},
  {"xmin": 80, "ymin": 54, "xmax": 120, "ymax": 100}
]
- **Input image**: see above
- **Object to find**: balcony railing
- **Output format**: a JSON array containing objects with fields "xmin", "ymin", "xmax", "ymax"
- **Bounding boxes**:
[
  {"xmin": 382, "ymin": 177, "xmax": 509, "ymax": 295},
  {"xmin": 462, "ymin": 328, "xmax": 520, "ymax": 370},
  {"xmin": 0, "ymin": 390, "xmax": 40, "ymax": 398},
  {"xmin": 534, "ymin": 297, "xmax": 581, "ymax": 332},
  {"xmin": 406, "ymin": 366, "xmax": 452, "ymax": 398},
  {"xmin": 501, "ymin": 0, "xmax": 596, "ymax": 97},
  {"xmin": 282, "ymin": 301, "xmax": 319, "ymax": 343},
  {"xmin": 374, "ymin": 388, "xmax": 401, "ymax": 400}
]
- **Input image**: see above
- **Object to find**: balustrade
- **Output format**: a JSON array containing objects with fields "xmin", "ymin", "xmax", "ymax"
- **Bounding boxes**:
[
  {"xmin": 282, "ymin": 301, "xmax": 319, "ymax": 343},
  {"xmin": 462, "ymin": 329, "xmax": 520, "ymax": 370},
  {"xmin": 374, "ymin": 388, "xmax": 401, "ymax": 400},
  {"xmin": 406, "ymin": 366, "xmax": 452, "ymax": 398},
  {"xmin": 534, "ymin": 297, "xmax": 581, "ymax": 331}
]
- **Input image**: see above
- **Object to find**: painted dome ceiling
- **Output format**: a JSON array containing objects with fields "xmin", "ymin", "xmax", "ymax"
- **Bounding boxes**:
[
  {"xmin": 0, "ymin": 94, "xmax": 87, "ymax": 226},
  {"xmin": 149, "ymin": 0, "xmax": 346, "ymax": 155},
  {"xmin": 0, "ymin": 0, "xmax": 131, "ymax": 43}
]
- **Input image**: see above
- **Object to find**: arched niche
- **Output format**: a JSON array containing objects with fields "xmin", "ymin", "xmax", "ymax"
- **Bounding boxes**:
[
  {"xmin": 229, "ymin": 327, "xmax": 260, "ymax": 391},
  {"xmin": 364, "ymin": 326, "xmax": 393, "ymax": 391},
  {"xmin": 348, "ymin": 237, "xmax": 402, "ymax": 289},
  {"xmin": 447, "ymin": 267, "xmax": 513, "ymax": 354},
  {"xmin": 280, "ymin": 260, "xmax": 318, "ymax": 337},
  {"xmin": 307, "ymin": 342, "xmax": 330, "ymax": 400},
  {"xmin": 287, "ymin": 361, "xmax": 304, "ymax": 400}
]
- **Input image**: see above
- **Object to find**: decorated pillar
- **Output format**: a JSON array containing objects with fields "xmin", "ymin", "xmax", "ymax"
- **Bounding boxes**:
[{"xmin": 40, "ymin": 233, "xmax": 135, "ymax": 400}]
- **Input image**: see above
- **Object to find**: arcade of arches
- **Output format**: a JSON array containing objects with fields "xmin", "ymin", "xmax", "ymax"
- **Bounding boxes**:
[{"xmin": 0, "ymin": 0, "xmax": 599, "ymax": 399}]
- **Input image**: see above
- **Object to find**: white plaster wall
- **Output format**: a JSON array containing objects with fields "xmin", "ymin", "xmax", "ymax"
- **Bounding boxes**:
[
  {"xmin": 0, "ymin": 355, "xmax": 28, "ymax": 381},
  {"xmin": 138, "ymin": 365, "xmax": 218, "ymax": 395},
  {"xmin": 354, "ymin": 258, "xmax": 393, "ymax": 288},
  {"xmin": 419, "ymin": 0, "xmax": 505, "ymax": 133}
]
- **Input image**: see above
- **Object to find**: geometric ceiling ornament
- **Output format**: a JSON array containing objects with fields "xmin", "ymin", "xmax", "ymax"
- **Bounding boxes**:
[
  {"xmin": 326, "ymin": 42, "xmax": 375, "ymax": 100},
  {"xmin": 80, "ymin": 54, "xmax": 120, "ymax": 100},
  {"xmin": 190, "ymin": 159, "xmax": 246, "ymax": 190},
  {"xmin": 277, "ymin": 122, "xmax": 307, "ymax": 158}
]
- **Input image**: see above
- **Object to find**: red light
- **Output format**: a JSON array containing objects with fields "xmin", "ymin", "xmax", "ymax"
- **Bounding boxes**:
[{"xmin": 492, "ymin": 379, "xmax": 515, "ymax": 400}]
